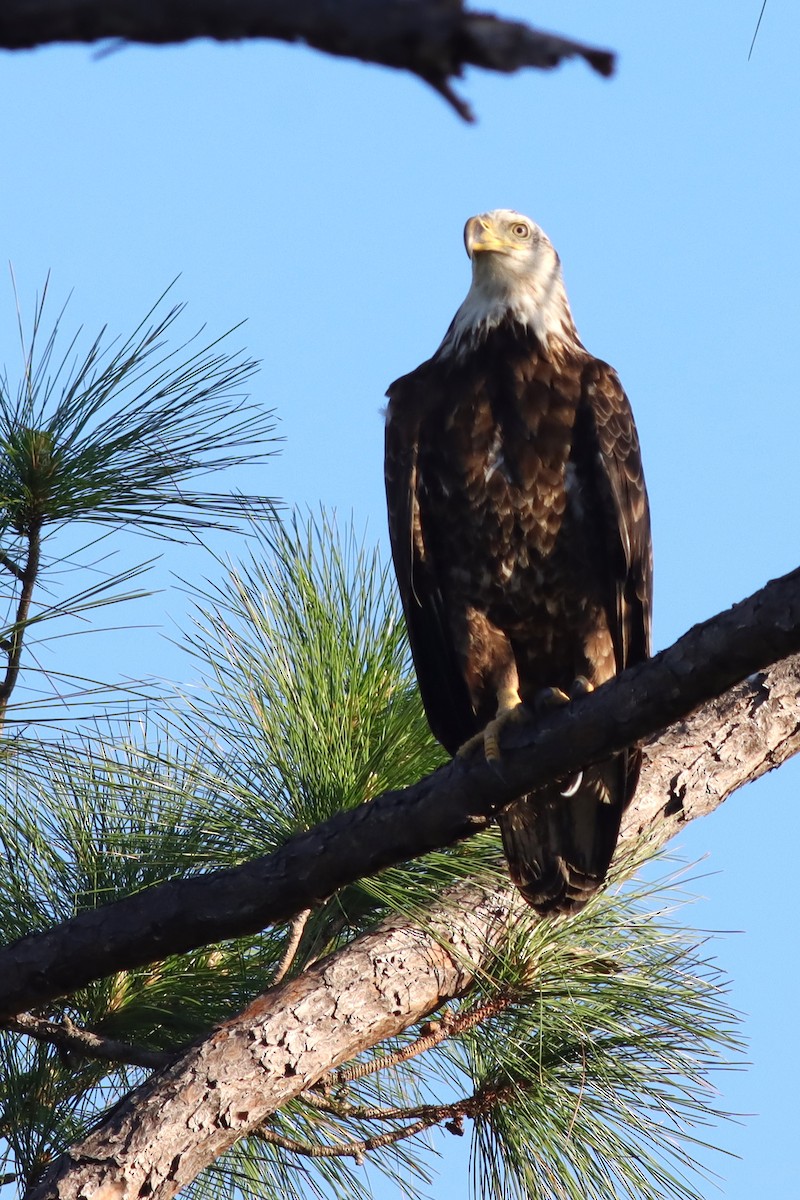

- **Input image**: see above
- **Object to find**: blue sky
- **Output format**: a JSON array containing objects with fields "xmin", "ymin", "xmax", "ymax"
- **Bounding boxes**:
[{"xmin": 1, "ymin": 0, "xmax": 799, "ymax": 1194}]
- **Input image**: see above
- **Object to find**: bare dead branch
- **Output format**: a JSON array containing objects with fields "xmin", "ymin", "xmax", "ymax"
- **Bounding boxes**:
[
  {"xmin": 261, "ymin": 1079, "xmax": 495, "ymax": 1157},
  {"xmin": 0, "ymin": 1, "xmax": 614, "ymax": 121},
  {"xmin": 2, "ymin": 566, "xmax": 800, "ymax": 1022},
  {"xmin": 254, "ymin": 1126, "xmax": 367, "ymax": 1161},
  {"xmin": 270, "ymin": 908, "xmax": 311, "ymax": 986},
  {"xmin": 25, "ymin": 650, "xmax": 800, "ymax": 1199},
  {"xmin": 319, "ymin": 1079, "xmax": 504, "ymax": 1132},
  {"xmin": 4, "ymin": 1012, "xmax": 174, "ymax": 1070}
]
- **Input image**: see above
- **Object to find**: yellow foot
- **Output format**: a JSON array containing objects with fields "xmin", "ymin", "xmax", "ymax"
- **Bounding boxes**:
[
  {"xmin": 457, "ymin": 704, "xmax": 528, "ymax": 765},
  {"xmin": 483, "ymin": 704, "xmax": 529, "ymax": 763},
  {"xmin": 457, "ymin": 679, "xmax": 594, "ymax": 767}
]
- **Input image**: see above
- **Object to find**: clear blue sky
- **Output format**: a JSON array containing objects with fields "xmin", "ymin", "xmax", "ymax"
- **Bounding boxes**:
[{"xmin": 1, "ymin": 1, "xmax": 799, "ymax": 1194}]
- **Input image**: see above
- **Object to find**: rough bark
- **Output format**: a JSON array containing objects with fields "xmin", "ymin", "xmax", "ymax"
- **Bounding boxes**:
[
  {"xmin": 26, "ymin": 652, "xmax": 800, "ymax": 1199},
  {"xmin": 0, "ymin": 1, "xmax": 614, "ymax": 120},
  {"xmin": 2, "ymin": 565, "xmax": 800, "ymax": 1021}
]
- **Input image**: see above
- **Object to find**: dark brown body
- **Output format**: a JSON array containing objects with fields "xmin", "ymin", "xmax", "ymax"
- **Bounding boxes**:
[{"xmin": 385, "ymin": 319, "xmax": 652, "ymax": 913}]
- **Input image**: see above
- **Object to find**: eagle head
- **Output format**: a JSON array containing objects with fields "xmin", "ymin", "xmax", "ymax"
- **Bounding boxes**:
[{"xmin": 439, "ymin": 209, "xmax": 579, "ymax": 358}]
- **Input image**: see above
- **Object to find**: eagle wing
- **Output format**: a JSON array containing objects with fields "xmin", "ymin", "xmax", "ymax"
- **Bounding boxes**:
[
  {"xmin": 385, "ymin": 368, "xmax": 478, "ymax": 755},
  {"xmin": 575, "ymin": 359, "xmax": 652, "ymax": 673},
  {"xmin": 498, "ymin": 360, "xmax": 652, "ymax": 913}
]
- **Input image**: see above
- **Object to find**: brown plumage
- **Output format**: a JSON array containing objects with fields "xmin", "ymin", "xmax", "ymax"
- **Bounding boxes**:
[{"xmin": 385, "ymin": 210, "xmax": 652, "ymax": 914}]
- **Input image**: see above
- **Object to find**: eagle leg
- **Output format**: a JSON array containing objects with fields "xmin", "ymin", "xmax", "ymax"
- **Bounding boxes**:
[
  {"xmin": 473, "ymin": 677, "xmax": 596, "ymax": 762},
  {"xmin": 482, "ymin": 695, "xmax": 528, "ymax": 764},
  {"xmin": 456, "ymin": 682, "xmax": 527, "ymax": 765}
]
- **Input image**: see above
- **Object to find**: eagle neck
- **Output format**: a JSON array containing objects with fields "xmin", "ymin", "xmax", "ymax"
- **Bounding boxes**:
[{"xmin": 436, "ymin": 276, "xmax": 580, "ymax": 363}]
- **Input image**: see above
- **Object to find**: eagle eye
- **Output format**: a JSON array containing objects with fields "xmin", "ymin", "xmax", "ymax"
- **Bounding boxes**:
[{"xmin": 511, "ymin": 222, "xmax": 530, "ymax": 239}]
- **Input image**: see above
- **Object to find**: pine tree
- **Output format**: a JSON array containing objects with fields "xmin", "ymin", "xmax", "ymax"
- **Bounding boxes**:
[{"xmin": 0, "ymin": 290, "xmax": 775, "ymax": 1200}]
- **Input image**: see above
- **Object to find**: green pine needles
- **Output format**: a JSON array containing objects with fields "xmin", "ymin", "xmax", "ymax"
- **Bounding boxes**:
[
  {"xmin": 463, "ymin": 878, "xmax": 740, "ymax": 1200},
  {"xmin": 0, "ymin": 280, "xmax": 276, "ymax": 724},
  {"xmin": 0, "ymin": 279, "xmax": 272, "ymax": 535}
]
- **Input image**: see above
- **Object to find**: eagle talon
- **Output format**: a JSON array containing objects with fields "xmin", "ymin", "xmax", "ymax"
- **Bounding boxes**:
[
  {"xmin": 534, "ymin": 686, "xmax": 570, "ymax": 712},
  {"xmin": 458, "ymin": 704, "xmax": 528, "ymax": 766},
  {"xmin": 570, "ymin": 676, "xmax": 594, "ymax": 699}
]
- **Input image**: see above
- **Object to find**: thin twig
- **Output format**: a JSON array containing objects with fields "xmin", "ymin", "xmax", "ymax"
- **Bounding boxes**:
[
  {"xmin": 0, "ymin": 517, "xmax": 42, "ymax": 723},
  {"xmin": 5, "ymin": 1012, "xmax": 175, "ymax": 1071},
  {"xmin": 324, "ymin": 995, "xmax": 512, "ymax": 1087},
  {"xmin": 259, "ymin": 1081, "xmax": 511, "ymax": 1161},
  {"xmin": 271, "ymin": 908, "xmax": 311, "ymax": 986},
  {"xmin": 0, "ymin": 548, "xmax": 25, "ymax": 581},
  {"xmin": 748, "ymin": 0, "xmax": 768, "ymax": 60},
  {"xmin": 300, "ymin": 1090, "xmax": 474, "ymax": 1124}
]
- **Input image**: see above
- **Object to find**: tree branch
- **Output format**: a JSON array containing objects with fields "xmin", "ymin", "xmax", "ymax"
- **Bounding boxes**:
[
  {"xmin": 26, "ymin": 645, "xmax": 800, "ymax": 1199},
  {"xmin": 2, "ymin": 566, "xmax": 800, "ymax": 1021},
  {"xmin": 270, "ymin": 908, "xmax": 311, "ymax": 986},
  {"xmin": 258, "ymin": 1082, "xmax": 489, "ymax": 1159},
  {"xmin": 0, "ymin": 548, "xmax": 25, "ymax": 582},
  {"xmin": 0, "ymin": 517, "xmax": 42, "ymax": 723},
  {"xmin": 4, "ymin": 1012, "xmax": 174, "ymax": 1071},
  {"xmin": 301, "ymin": 1078, "xmax": 507, "ymax": 1137},
  {"xmin": 0, "ymin": 1, "xmax": 614, "ymax": 121},
  {"xmin": 30, "ymin": 880, "xmax": 514, "ymax": 1200}
]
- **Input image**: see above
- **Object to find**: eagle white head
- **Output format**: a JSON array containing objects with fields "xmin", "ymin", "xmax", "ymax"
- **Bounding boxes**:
[{"xmin": 438, "ymin": 209, "xmax": 580, "ymax": 358}]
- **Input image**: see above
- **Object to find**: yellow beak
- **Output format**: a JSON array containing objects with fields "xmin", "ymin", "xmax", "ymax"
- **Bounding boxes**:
[{"xmin": 464, "ymin": 215, "xmax": 510, "ymax": 257}]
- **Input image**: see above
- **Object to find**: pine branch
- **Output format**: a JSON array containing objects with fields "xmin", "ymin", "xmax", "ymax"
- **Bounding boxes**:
[
  {"xmin": 270, "ymin": 908, "xmax": 311, "ymax": 986},
  {"xmin": 0, "ymin": 1, "xmax": 614, "ymax": 122},
  {"xmin": 0, "ymin": 517, "xmax": 42, "ymax": 723},
  {"xmin": 29, "ymin": 879, "xmax": 512, "ymax": 1200},
  {"xmin": 23, "ymin": 648, "xmax": 800, "ymax": 1200},
  {"xmin": 0, "ymin": 548, "xmax": 25, "ymax": 582},
  {"xmin": 258, "ymin": 1082, "xmax": 490, "ymax": 1161},
  {"xmin": 4, "ymin": 1012, "xmax": 174, "ymax": 1071},
  {"xmin": 2, "ymin": 565, "xmax": 800, "ymax": 1021}
]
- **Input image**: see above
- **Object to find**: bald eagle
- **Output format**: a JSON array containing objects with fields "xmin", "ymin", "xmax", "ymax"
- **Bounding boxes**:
[{"xmin": 385, "ymin": 210, "xmax": 652, "ymax": 914}]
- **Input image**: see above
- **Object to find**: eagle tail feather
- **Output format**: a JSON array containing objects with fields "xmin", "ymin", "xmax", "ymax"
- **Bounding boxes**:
[{"xmin": 498, "ymin": 752, "xmax": 635, "ymax": 915}]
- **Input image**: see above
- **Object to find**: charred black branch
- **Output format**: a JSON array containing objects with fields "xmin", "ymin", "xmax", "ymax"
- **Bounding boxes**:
[{"xmin": 0, "ymin": 565, "xmax": 799, "ymax": 1019}]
